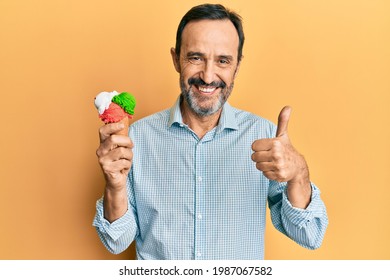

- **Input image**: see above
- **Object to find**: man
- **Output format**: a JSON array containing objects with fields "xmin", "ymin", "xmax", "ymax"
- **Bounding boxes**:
[{"xmin": 93, "ymin": 3, "xmax": 328, "ymax": 260}]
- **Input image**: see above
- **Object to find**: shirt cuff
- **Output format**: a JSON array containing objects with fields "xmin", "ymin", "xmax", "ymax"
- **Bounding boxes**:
[
  {"xmin": 281, "ymin": 183, "xmax": 321, "ymax": 229},
  {"xmin": 92, "ymin": 197, "xmax": 135, "ymax": 241}
]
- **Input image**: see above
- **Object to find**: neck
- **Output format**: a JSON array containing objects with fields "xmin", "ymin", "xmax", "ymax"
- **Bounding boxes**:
[{"xmin": 180, "ymin": 100, "xmax": 222, "ymax": 139}]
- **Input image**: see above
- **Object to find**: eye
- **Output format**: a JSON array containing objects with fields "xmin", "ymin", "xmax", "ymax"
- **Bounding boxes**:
[
  {"xmin": 219, "ymin": 58, "xmax": 230, "ymax": 65},
  {"xmin": 187, "ymin": 56, "xmax": 204, "ymax": 65}
]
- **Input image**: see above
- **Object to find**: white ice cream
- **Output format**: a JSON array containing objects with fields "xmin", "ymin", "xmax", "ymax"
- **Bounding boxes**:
[{"xmin": 94, "ymin": 91, "xmax": 119, "ymax": 115}]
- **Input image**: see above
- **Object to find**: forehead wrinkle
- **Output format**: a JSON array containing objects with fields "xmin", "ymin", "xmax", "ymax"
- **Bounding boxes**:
[{"xmin": 180, "ymin": 19, "xmax": 239, "ymax": 60}]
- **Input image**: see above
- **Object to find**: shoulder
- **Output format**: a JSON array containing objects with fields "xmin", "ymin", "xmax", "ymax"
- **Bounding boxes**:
[
  {"xmin": 230, "ymin": 105, "xmax": 276, "ymax": 137},
  {"xmin": 234, "ymin": 106, "xmax": 274, "ymax": 126},
  {"xmin": 131, "ymin": 108, "xmax": 170, "ymax": 129}
]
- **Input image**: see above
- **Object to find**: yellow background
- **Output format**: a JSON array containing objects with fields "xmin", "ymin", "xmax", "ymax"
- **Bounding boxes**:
[{"xmin": 1, "ymin": 0, "xmax": 389, "ymax": 259}]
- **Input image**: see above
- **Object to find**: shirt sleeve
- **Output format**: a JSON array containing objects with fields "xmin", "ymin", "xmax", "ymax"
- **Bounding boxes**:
[
  {"xmin": 268, "ymin": 180, "xmax": 329, "ymax": 249},
  {"xmin": 92, "ymin": 177, "xmax": 138, "ymax": 254}
]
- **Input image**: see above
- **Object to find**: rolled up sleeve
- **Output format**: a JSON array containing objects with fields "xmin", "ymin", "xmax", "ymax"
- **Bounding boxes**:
[
  {"xmin": 92, "ymin": 197, "xmax": 138, "ymax": 254},
  {"xmin": 269, "ymin": 181, "xmax": 329, "ymax": 249}
]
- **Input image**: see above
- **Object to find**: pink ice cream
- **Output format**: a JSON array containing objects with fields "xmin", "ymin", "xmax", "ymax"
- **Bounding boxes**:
[{"xmin": 99, "ymin": 102, "xmax": 133, "ymax": 124}]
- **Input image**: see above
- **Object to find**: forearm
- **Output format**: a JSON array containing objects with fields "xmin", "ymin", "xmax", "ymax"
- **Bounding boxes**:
[
  {"xmin": 269, "ymin": 182, "xmax": 328, "ymax": 250},
  {"xmin": 93, "ymin": 196, "xmax": 137, "ymax": 254},
  {"xmin": 103, "ymin": 186, "xmax": 128, "ymax": 222}
]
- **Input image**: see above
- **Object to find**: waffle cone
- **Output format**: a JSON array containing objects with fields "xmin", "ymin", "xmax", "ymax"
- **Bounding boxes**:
[{"xmin": 116, "ymin": 117, "xmax": 130, "ymax": 136}]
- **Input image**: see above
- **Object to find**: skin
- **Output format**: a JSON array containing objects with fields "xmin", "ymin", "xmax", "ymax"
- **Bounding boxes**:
[
  {"xmin": 96, "ymin": 19, "xmax": 311, "ymax": 223},
  {"xmin": 96, "ymin": 122, "xmax": 133, "ymax": 221},
  {"xmin": 171, "ymin": 20, "xmax": 241, "ymax": 139},
  {"xmin": 251, "ymin": 106, "xmax": 312, "ymax": 208}
]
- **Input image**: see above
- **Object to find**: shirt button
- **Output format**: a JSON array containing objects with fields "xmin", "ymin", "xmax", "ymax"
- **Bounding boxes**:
[
  {"xmin": 197, "ymin": 252, "xmax": 202, "ymax": 257},
  {"xmin": 197, "ymin": 214, "xmax": 202, "ymax": 220},
  {"xmin": 198, "ymin": 176, "xmax": 202, "ymax": 182}
]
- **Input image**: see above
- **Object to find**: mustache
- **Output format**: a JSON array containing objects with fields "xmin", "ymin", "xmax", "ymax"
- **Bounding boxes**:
[{"xmin": 188, "ymin": 77, "xmax": 226, "ymax": 89}]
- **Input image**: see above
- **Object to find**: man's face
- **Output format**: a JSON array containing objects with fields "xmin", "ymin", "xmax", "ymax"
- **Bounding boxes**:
[{"xmin": 171, "ymin": 19, "xmax": 241, "ymax": 117}]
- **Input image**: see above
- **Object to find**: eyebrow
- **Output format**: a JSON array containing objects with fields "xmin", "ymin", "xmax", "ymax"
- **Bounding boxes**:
[
  {"xmin": 186, "ymin": 51, "xmax": 205, "ymax": 57},
  {"xmin": 218, "ymin": 55, "xmax": 234, "ymax": 61}
]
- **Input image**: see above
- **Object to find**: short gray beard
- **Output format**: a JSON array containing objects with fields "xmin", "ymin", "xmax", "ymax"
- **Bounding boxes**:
[{"xmin": 180, "ymin": 78, "xmax": 234, "ymax": 117}]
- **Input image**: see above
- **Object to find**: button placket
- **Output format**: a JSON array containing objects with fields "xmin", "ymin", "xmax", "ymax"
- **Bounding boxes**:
[{"xmin": 194, "ymin": 140, "xmax": 205, "ymax": 259}]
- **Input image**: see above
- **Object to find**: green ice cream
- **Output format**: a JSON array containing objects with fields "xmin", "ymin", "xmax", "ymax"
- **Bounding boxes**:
[{"xmin": 111, "ymin": 92, "xmax": 136, "ymax": 115}]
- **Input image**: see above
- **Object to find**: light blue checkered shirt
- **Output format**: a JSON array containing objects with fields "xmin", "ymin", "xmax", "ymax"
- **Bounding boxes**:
[{"xmin": 93, "ymin": 97, "xmax": 328, "ymax": 260}]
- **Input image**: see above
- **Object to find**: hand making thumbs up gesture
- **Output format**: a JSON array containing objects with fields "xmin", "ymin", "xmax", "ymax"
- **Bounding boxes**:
[{"xmin": 251, "ymin": 106, "xmax": 312, "ymax": 208}]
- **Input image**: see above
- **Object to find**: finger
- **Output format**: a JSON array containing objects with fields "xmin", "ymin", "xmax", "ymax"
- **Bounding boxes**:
[
  {"xmin": 251, "ymin": 150, "xmax": 273, "ymax": 163},
  {"xmin": 112, "ymin": 159, "xmax": 132, "ymax": 171},
  {"xmin": 99, "ymin": 148, "xmax": 132, "ymax": 169},
  {"xmin": 109, "ymin": 147, "xmax": 133, "ymax": 162},
  {"xmin": 262, "ymin": 170, "xmax": 277, "ymax": 181},
  {"xmin": 104, "ymin": 135, "xmax": 133, "ymax": 151},
  {"xmin": 99, "ymin": 122, "xmax": 126, "ymax": 142},
  {"xmin": 276, "ymin": 106, "xmax": 292, "ymax": 137},
  {"xmin": 251, "ymin": 138, "xmax": 274, "ymax": 152},
  {"xmin": 255, "ymin": 161, "xmax": 275, "ymax": 172},
  {"xmin": 96, "ymin": 137, "xmax": 133, "ymax": 158},
  {"xmin": 109, "ymin": 135, "xmax": 134, "ymax": 149},
  {"xmin": 101, "ymin": 159, "xmax": 132, "ymax": 178}
]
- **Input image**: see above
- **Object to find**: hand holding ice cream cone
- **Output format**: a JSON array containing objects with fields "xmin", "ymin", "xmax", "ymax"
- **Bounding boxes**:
[{"xmin": 94, "ymin": 90, "xmax": 136, "ymax": 208}]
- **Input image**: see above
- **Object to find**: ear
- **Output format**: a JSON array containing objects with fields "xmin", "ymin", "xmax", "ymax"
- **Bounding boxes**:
[
  {"xmin": 233, "ymin": 56, "xmax": 243, "ymax": 79},
  {"xmin": 170, "ymin": 47, "xmax": 180, "ymax": 73}
]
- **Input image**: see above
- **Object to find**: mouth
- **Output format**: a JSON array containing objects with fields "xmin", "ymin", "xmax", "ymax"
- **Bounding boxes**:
[
  {"xmin": 195, "ymin": 85, "xmax": 218, "ymax": 95},
  {"xmin": 187, "ymin": 77, "xmax": 226, "ymax": 96}
]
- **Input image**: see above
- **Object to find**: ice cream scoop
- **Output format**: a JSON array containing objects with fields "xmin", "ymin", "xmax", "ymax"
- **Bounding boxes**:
[
  {"xmin": 94, "ymin": 91, "xmax": 136, "ymax": 135},
  {"xmin": 94, "ymin": 91, "xmax": 119, "ymax": 115}
]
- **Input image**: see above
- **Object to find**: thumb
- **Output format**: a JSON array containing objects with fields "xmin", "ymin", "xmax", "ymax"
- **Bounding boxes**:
[{"xmin": 276, "ymin": 106, "xmax": 292, "ymax": 137}]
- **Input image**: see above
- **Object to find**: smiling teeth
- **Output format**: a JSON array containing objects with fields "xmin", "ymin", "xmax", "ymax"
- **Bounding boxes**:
[{"xmin": 199, "ymin": 87, "xmax": 216, "ymax": 93}]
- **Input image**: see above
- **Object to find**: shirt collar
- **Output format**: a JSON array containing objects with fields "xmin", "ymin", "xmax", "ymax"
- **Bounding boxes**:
[{"xmin": 168, "ymin": 96, "xmax": 239, "ymax": 132}]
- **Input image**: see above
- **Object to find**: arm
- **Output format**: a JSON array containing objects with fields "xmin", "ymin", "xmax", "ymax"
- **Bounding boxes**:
[
  {"xmin": 93, "ymin": 122, "xmax": 137, "ymax": 253},
  {"xmin": 252, "ymin": 106, "xmax": 328, "ymax": 248}
]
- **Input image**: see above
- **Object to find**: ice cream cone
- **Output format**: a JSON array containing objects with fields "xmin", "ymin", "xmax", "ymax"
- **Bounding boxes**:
[
  {"xmin": 94, "ymin": 91, "xmax": 136, "ymax": 134},
  {"xmin": 116, "ymin": 117, "xmax": 130, "ymax": 136}
]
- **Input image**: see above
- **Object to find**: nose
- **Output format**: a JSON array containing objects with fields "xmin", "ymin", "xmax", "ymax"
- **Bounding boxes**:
[{"xmin": 200, "ymin": 61, "xmax": 216, "ymax": 85}]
